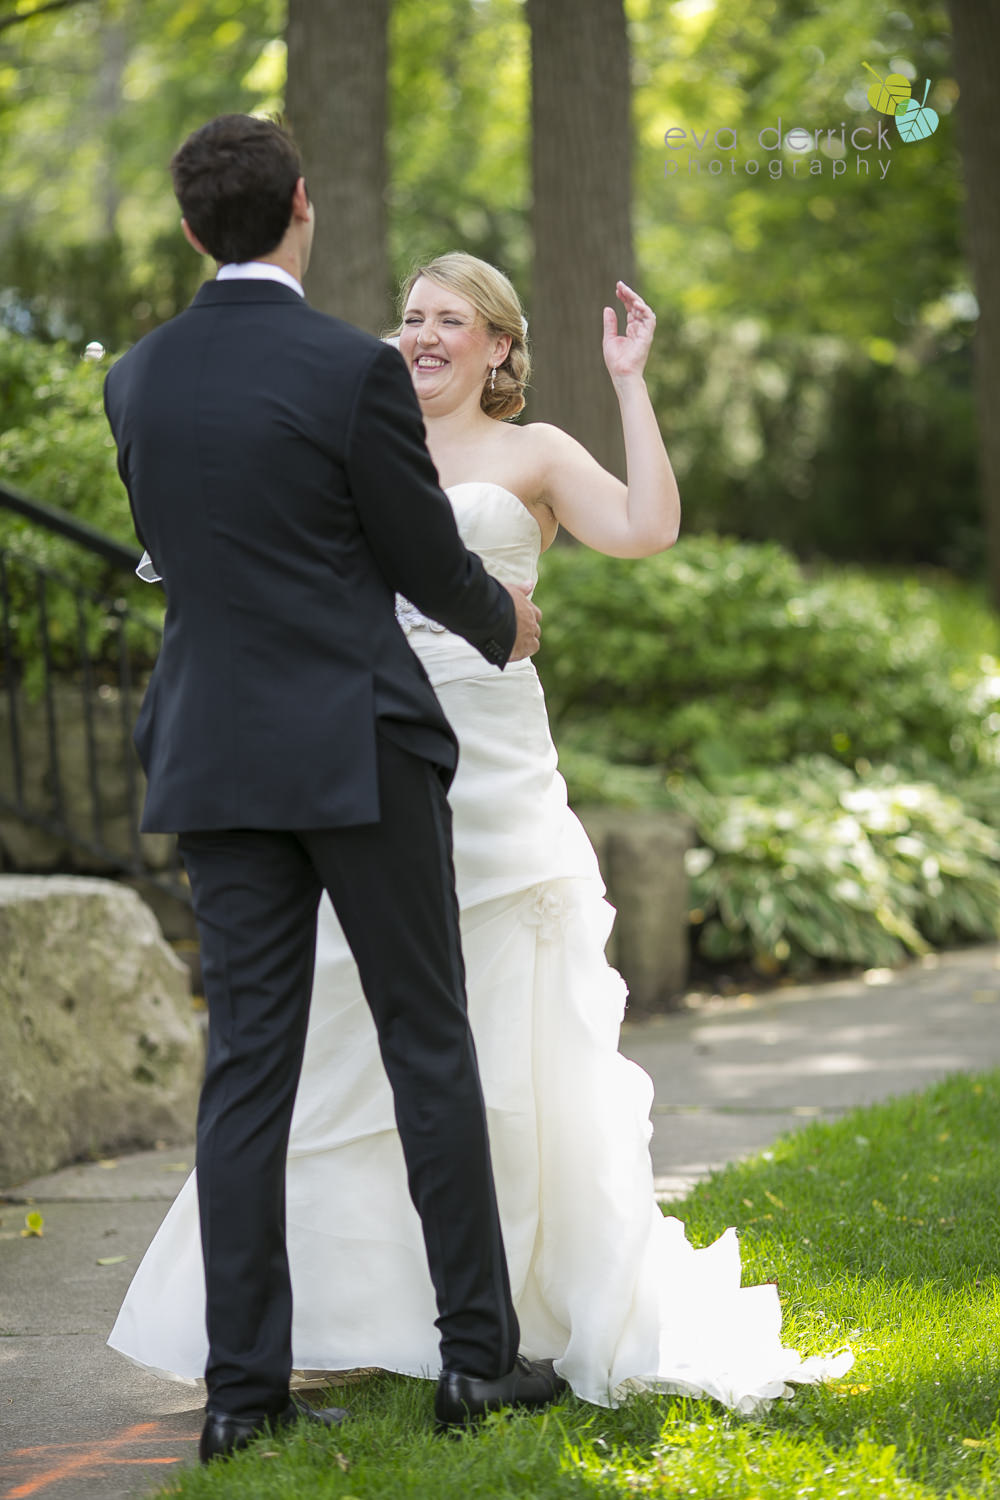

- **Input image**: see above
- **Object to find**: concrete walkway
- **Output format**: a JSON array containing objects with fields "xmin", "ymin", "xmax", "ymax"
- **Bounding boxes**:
[{"xmin": 2, "ymin": 943, "xmax": 1000, "ymax": 1500}]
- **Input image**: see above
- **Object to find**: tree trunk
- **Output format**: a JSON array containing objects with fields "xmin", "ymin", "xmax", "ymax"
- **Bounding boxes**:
[
  {"xmin": 527, "ymin": 0, "xmax": 633, "ymax": 480},
  {"xmin": 284, "ymin": 0, "xmax": 390, "ymax": 332},
  {"xmin": 947, "ymin": 0, "xmax": 1000, "ymax": 607}
]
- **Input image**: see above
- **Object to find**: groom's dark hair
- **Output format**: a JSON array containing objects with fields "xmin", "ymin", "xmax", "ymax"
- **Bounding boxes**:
[{"xmin": 170, "ymin": 114, "xmax": 304, "ymax": 264}]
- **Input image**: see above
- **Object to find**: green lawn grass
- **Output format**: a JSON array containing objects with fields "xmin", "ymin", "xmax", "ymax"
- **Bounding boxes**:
[{"xmin": 155, "ymin": 1070, "xmax": 1000, "ymax": 1499}]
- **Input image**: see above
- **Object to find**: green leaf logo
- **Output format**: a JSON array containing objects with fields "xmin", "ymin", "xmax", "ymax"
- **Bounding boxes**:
[
  {"xmin": 861, "ymin": 60, "xmax": 911, "ymax": 116},
  {"xmin": 896, "ymin": 80, "xmax": 939, "ymax": 143}
]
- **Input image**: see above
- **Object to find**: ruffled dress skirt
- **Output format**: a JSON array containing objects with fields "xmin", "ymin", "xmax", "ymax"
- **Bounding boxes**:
[{"xmin": 108, "ymin": 643, "xmax": 852, "ymax": 1411}]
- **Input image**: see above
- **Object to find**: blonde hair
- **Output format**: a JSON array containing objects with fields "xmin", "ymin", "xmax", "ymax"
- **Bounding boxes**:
[{"xmin": 392, "ymin": 251, "xmax": 530, "ymax": 421}]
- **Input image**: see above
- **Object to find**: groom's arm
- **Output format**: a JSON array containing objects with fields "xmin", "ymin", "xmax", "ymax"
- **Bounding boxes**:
[
  {"xmin": 103, "ymin": 362, "xmax": 149, "ymax": 553},
  {"xmin": 344, "ymin": 342, "xmax": 517, "ymax": 668}
]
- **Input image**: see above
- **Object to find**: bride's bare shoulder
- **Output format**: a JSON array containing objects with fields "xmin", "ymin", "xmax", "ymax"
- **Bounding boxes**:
[
  {"xmin": 500, "ymin": 419, "xmax": 574, "ymax": 476},
  {"xmin": 510, "ymin": 420, "xmax": 567, "ymax": 446},
  {"xmin": 514, "ymin": 422, "xmax": 592, "ymax": 500}
]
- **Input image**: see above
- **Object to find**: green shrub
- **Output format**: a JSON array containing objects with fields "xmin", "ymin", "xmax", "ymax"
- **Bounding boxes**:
[
  {"xmin": 0, "ymin": 331, "xmax": 162, "ymax": 688},
  {"xmin": 0, "ymin": 328, "xmax": 131, "ymax": 534},
  {"xmin": 946, "ymin": 765, "xmax": 1000, "ymax": 837},
  {"xmin": 663, "ymin": 755, "xmax": 1000, "ymax": 975},
  {"xmin": 537, "ymin": 536, "xmax": 999, "ymax": 776}
]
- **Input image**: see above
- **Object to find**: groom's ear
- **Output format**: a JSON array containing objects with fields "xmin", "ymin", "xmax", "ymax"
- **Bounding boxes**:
[
  {"xmin": 181, "ymin": 217, "xmax": 210, "ymax": 257},
  {"xmin": 291, "ymin": 176, "xmax": 312, "ymax": 222}
]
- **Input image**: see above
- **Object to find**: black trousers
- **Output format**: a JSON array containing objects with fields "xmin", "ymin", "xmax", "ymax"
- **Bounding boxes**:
[{"xmin": 177, "ymin": 735, "xmax": 519, "ymax": 1420}]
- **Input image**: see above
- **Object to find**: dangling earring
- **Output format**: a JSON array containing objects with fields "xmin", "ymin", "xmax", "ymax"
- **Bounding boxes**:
[{"xmin": 490, "ymin": 366, "xmax": 497, "ymax": 391}]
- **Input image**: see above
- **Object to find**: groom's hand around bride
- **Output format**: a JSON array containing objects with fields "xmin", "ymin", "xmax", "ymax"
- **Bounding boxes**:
[{"xmin": 505, "ymin": 582, "xmax": 542, "ymax": 661}]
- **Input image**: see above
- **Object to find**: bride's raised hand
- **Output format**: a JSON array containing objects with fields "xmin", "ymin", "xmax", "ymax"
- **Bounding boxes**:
[{"xmin": 602, "ymin": 280, "xmax": 656, "ymax": 385}]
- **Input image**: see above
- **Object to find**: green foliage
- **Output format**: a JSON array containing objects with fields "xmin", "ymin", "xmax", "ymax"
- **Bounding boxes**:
[
  {"xmin": 0, "ymin": 226, "xmax": 205, "ymax": 349},
  {"xmin": 0, "ymin": 0, "xmax": 282, "ymax": 343},
  {"xmin": 0, "ymin": 331, "xmax": 161, "ymax": 686},
  {"xmin": 0, "ymin": 0, "xmax": 528, "ymax": 342},
  {"xmin": 666, "ymin": 756, "xmax": 1000, "ymax": 973},
  {"xmin": 642, "ymin": 315, "xmax": 979, "ymax": 576},
  {"xmin": 0, "ymin": 0, "xmax": 978, "ymax": 574},
  {"xmin": 632, "ymin": 0, "xmax": 962, "ymax": 342},
  {"xmin": 0, "ymin": 329, "xmax": 128, "ymax": 532},
  {"xmin": 799, "ymin": 339, "xmax": 979, "ymax": 576},
  {"xmin": 1, "ymin": 0, "xmax": 966, "ymax": 348},
  {"xmin": 553, "ymin": 743, "xmax": 672, "ymax": 811},
  {"xmin": 538, "ymin": 535, "xmax": 1000, "ymax": 776},
  {"xmin": 817, "ymin": 565, "xmax": 1000, "ymax": 660},
  {"xmin": 542, "ymin": 541, "xmax": 1000, "ymax": 976},
  {"xmin": 388, "ymin": 0, "xmax": 529, "ymax": 292}
]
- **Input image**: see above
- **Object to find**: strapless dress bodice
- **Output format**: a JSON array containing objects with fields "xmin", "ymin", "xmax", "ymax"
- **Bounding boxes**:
[{"xmin": 395, "ymin": 481, "xmax": 542, "ymax": 639}]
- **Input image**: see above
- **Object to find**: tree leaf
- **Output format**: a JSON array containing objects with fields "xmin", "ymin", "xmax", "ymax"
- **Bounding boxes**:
[
  {"xmin": 896, "ymin": 82, "xmax": 940, "ymax": 144},
  {"xmin": 861, "ymin": 61, "xmax": 911, "ymax": 116}
]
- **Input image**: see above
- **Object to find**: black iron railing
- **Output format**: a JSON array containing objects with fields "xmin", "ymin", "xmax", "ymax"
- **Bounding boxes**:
[
  {"xmin": 0, "ymin": 485, "xmax": 142, "ymax": 569},
  {"xmin": 0, "ymin": 481, "xmax": 188, "ymax": 905}
]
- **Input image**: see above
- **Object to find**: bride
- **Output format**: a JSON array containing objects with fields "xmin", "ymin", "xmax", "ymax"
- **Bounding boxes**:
[{"xmin": 110, "ymin": 252, "xmax": 852, "ymax": 1412}]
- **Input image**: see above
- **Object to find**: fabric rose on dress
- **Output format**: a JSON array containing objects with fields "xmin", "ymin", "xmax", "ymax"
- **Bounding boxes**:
[{"xmin": 521, "ymin": 883, "xmax": 571, "ymax": 940}]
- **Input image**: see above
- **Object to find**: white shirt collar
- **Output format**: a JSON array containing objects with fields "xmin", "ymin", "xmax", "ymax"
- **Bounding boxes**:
[{"xmin": 216, "ymin": 262, "xmax": 305, "ymax": 298}]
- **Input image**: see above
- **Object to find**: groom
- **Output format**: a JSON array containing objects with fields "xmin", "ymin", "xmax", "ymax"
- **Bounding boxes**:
[{"xmin": 104, "ymin": 114, "xmax": 563, "ymax": 1460}]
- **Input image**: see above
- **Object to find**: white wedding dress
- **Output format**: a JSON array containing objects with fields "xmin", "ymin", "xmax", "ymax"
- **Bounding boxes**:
[{"xmin": 109, "ymin": 481, "xmax": 852, "ymax": 1412}]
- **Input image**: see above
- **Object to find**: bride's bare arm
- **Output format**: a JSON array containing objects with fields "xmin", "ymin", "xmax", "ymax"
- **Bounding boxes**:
[{"xmin": 531, "ymin": 282, "xmax": 680, "ymax": 559}]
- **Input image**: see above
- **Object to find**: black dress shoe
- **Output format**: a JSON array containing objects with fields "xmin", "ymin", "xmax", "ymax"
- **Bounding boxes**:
[
  {"xmin": 434, "ymin": 1355, "xmax": 568, "ymax": 1429},
  {"xmin": 199, "ymin": 1393, "xmax": 348, "ymax": 1462}
]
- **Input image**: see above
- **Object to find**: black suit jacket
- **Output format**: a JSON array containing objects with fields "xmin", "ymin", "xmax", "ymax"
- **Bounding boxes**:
[{"xmin": 103, "ymin": 278, "xmax": 516, "ymax": 834}]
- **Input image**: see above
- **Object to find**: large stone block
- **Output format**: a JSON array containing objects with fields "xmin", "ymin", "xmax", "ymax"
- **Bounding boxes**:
[
  {"xmin": 0, "ymin": 875, "xmax": 202, "ymax": 1189},
  {"xmin": 577, "ymin": 806, "xmax": 695, "ymax": 1014}
]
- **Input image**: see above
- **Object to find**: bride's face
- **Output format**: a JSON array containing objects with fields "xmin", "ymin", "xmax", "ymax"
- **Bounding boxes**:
[{"xmin": 400, "ymin": 277, "xmax": 506, "ymax": 411}]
